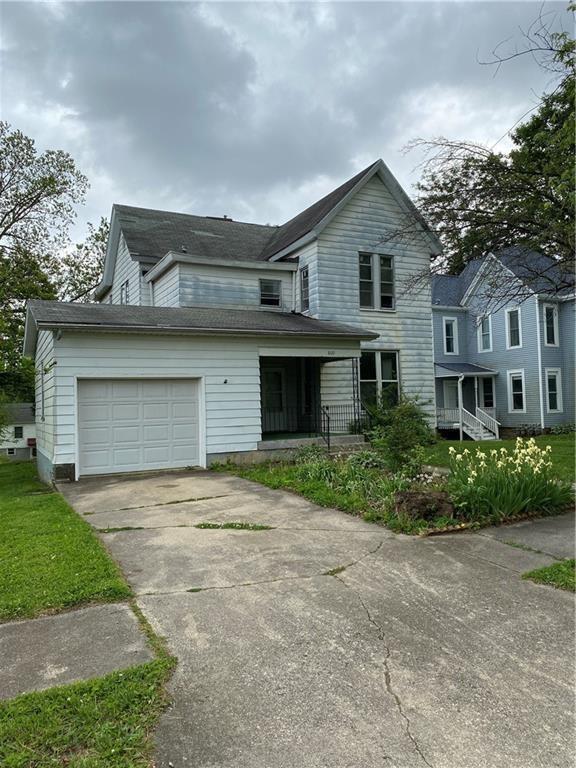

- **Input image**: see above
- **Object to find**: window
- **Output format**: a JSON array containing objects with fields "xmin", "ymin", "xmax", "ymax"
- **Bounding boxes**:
[
  {"xmin": 260, "ymin": 279, "xmax": 282, "ymax": 307},
  {"xmin": 120, "ymin": 280, "xmax": 130, "ymax": 305},
  {"xmin": 359, "ymin": 351, "xmax": 399, "ymax": 406},
  {"xmin": 443, "ymin": 317, "xmax": 458, "ymax": 355},
  {"xmin": 506, "ymin": 307, "xmax": 522, "ymax": 349},
  {"xmin": 477, "ymin": 315, "xmax": 492, "ymax": 352},
  {"xmin": 14, "ymin": 426, "xmax": 23, "ymax": 439},
  {"xmin": 545, "ymin": 368, "xmax": 563, "ymax": 413},
  {"xmin": 300, "ymin": 266, "xmax": 310, "ymax": 312},
  {"xmin": 507, "ymin": 370, "xmax": 526, "ymax": 413},
  {"xmin": 358, "ymin": 253, "xmax": 395, "ymax": 310},
  {"xmin": 543, "ymin": 304, "xmax": 559, "ymax": 346},
  {"xmin": 7, "ymin": 448, "xmax": 15, "ymax": 456},
  {"xmin": 480, "ymin": 378, "xmax": 494, "ymax": 409}
]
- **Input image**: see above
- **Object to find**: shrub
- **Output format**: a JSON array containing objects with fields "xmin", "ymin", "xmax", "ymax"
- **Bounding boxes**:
[
  {"xmin": 447, "ymin": 438, "xmax": 573, "ymax": 522},
  {"xmin": 346, "ymin": 450, "xmax": 388, "ymax": 470},
  {"xmin": 294, "ymin": 444, "xmax": 328, "ymax": 464},
  {"xmin": 368, "ymin": 397, "xmax": 435, "ymax": 474},
  {"xmin": 550, "ymin": 423, "xmax": 575, "ymax": 435}
]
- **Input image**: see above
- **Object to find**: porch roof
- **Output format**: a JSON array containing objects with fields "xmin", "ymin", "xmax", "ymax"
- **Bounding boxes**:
[
  {"xmin": 435, "ymin": 362, "xmax": 497, "ymax": 378},
  {"xmin": 24, "ymin": 300, "xmax": 378, "ymax": 355}
]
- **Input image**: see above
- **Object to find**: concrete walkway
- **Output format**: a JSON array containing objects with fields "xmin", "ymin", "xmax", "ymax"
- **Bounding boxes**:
[
  {"xmin": 0, "ymin": 603, "xmax": 152, "ymax": 699},
  {"xmin": 60, "ymin": 471, "xmax": 575, "ymax": 768}
]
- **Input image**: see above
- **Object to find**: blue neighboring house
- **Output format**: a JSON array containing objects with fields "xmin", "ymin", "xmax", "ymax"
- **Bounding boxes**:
[{"xmin": 431, "ymin": 246, "xmax": 575, "ymax": 440}]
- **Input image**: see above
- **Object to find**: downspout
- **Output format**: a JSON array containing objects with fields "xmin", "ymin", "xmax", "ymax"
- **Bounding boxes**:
[
  {"xmin": 458, "ymin": 374, "xmax": 464, "ymax": 441},
  {"xmin": 534, "ymin": 295, "xmax": 545, "ymax": 430}
]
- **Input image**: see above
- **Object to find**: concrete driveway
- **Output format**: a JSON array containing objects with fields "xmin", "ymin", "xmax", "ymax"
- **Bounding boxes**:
[{"xmin": 61, "ymin": 471, "xmax": 575, "ymax": 768}]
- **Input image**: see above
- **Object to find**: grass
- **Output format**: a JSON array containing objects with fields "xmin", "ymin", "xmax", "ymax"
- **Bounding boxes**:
[
  {"xmin": 522, "ymin": 559, "xmax": 576, "ymax": 592},
  {"xmin": 0, "ymin": 462, "xmax": 131, "ymax": 620},
  {"xmin": 424, "ymin": 434, "xmax": 575, "ymax": 483}
]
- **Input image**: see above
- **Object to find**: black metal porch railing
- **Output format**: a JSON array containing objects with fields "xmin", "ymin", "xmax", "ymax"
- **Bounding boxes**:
[{"xmin": 262, "ymin": 402, "xmax": 372, "ymax": 449}]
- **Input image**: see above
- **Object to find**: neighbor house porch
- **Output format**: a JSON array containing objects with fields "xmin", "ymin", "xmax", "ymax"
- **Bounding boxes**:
[{"xmin": 435, "ymin": 363, "xmax": 500, "ymax": 440}]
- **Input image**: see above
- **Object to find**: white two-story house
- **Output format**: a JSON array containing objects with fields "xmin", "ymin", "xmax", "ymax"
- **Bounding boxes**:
[{"xmin": 24, "ymin": 159, "xmax": 441, "ymax": 482}]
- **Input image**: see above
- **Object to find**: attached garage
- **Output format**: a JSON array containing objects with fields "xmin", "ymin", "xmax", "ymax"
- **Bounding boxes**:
[{"xmin": 78, "ymin": 379, "xmax": 201, "ymax": 477}]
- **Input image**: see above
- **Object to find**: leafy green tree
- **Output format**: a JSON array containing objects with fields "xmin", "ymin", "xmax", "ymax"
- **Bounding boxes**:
[
  {"xmin": 408, "ymin": 7, "xmax": 575, "ymax": 288},
  {"xmin": 59, "ymin": 217, "xmax": 109, "ymax": 301}
]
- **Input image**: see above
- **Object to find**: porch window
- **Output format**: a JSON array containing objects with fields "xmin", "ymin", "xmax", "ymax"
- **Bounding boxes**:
[
  {"xmin": 478, "ymin": 315, "xmax": 492, "ymax": 352},
  {"xmin": 358, "ymin": 253, "xmax": 395, "ymax": 310},
  {"xmin": 507, "ymin": 370, "xmax": 525, "ymax": 413},
  {"xmin": 300, "ymin": 266, "xmax": 310, "ymax": 312},
  {"xmin": 543, "ymin": 304, "xmax": 559, "ymax": 346},
  {"xmin": 443, "ymin": 317, "xmax": 458, "ymax": 355},
  {"xmin": 545, "ymin": 369, "xmax": 563, "ymax": 412},
  {"xmin": 360, "ymin": 351, "xmax": 399, "ymax": 406},
  {"xmin": 480, "ymin": 378, "xmax": 494, "ymax": 409},
  {"xmin": 14, "ymin": 426, "xmax": 23, "ymax": 439},
  {"xmin": 506, "ymin": 308, "xmax": 522, "ymax": 349},
  {"xmin": 260, "ymin": 279, "xmax": 282, "ymax": 307}
]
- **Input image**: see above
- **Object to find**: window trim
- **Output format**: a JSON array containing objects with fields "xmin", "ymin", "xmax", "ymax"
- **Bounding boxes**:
[
  {"xmin": 358, "ymin": 252, "xmax": 395, "ymax": 312},
  {"xmin": 300, "ymin": 266, "xmax": 310, "ymax": 312},
  {"xmin": 7, "ymin": 448, "xmax": 15, "ymax": 456},
  {"xmin": 259, "ymin": 278, "xmax": 282, "ymax": 308},
  {"xmin": 442, "ymin": 316, "xmax": 459, "ymax": 356},
  {"xmin": 477, "ymin": 314, "xmax": 492, "ymax": 353},
  {"xmin": 14, "ymin": 426, "xmax": 23, "ymax": 439},
  {"xmin": 507, "ymin": 369, "xmax": 526, "ymax": 413},
  {"xmin": 359, "ymin": 350, "xmax": 400, "ymax": 404},
  {"xmin": 505, "ymin": 307, "xmax": 522, "ymax": 349},
  {"xmin": 543, "ymin": 303, "xmax": 559, "ymax": 347},
  {"xmin": 545, "ymin": 367, "xmax": 563, "ymax": 413},
  {"xmin": 120, "ymin": 279, "xmax": 130, "ymax": 305}
]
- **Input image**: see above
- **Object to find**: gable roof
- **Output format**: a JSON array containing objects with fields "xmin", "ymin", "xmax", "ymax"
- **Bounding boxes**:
[
  {"xmin": 494, "ymin": 246, "xmax": 574, "ymax": 296},
  {"xmin": 94, "ymin": 159, "xmax": 442, "ymax": 298},
  {"xmin": 24, "ymin": 300, "xmax": 378, "ymax": 356},
  {"xmin": 431, "ymin": 260, "xmax": 483, "ymax": 306}
]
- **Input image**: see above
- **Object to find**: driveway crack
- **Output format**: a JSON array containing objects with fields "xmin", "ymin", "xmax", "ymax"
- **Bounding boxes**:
[{"xmin": 333, "ymin": 572, "xmax": 433, "ymax": 768}]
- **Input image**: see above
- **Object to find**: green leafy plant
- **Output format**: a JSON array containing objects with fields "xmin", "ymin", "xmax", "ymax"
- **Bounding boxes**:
[
  {"xmin": 447, "ymin": 438, "xmax": 573, "ymax": 522},
  {"xmin": 368, "ymin": 397, "xmax": 435, "ymax": 474}
]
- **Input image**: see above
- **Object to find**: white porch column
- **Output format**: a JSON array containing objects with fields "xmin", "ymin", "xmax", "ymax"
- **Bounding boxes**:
[
  {"xmin": 458, "ymin": 375, "xmax": 464, "ymax": 442},
  {"xmin": 474, "ymin": 376, "xmax": 479, "ymax": 414}
]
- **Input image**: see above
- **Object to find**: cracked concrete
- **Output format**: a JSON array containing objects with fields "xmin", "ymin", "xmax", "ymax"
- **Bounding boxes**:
[{"xmin": 60, "ymin": 471, "xmax": 575, "ymax": 768}]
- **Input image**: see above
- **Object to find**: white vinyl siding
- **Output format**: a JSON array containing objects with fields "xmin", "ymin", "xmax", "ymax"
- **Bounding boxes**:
[
  {"xmin": 106, "ymin": 235, "xmax": 142, "ymax": 305},
  {"xmin": 543, "ymin": 304, "xmax": 559, "ymax": 347},
  {"xmin": 507, "ymin": 369, "xmax": 526, "ymax": 413},
  {"xmin": 153, "ymin": 265, "xmax": 181, "ymax": 307},
  {"xmin": 34, "ymin": 329, "xmax": 56, "ymax": 462},
  {"xmin": 443, "ymin": 317, "xmax": 459, "ymax": 355},
  {"xmin": 545, "ymin": 368, "xmax": 563, "ymax": 413},
  {"xmin": 505, "ymin": 307, "xmax": 522, "ymax": 349},
  {"xmin": 300, "ymin": 266, "xmax": 310, "ymax": 312},
  {"xmin": 315, "ymin": 175, "xmax": 436, "ymax": 419}
]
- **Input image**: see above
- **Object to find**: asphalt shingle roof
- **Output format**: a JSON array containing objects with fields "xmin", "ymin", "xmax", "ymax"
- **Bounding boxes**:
[
  {"xmin": 431, "ymin": 259, "xmax": 483, "ymax": 306},
  {"xmin": 435, "ymin": 362, "xmax": 497, "ymax": 376},
  {"xmin": 494, "ymin": 246, "xmax": 574, "ymax": 295},
  {"xmin": 27, "ymin": 301, "xmax": 377, "ymax": 340}
]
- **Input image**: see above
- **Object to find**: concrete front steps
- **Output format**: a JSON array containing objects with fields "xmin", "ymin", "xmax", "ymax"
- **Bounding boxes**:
[{"xmin": 463, "ymin": 425, "xmax": 498, "ymax": 441}]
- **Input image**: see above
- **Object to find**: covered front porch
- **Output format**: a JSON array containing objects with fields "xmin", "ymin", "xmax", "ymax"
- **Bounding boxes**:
[{"xmin": 435, "ymin": 363, "xmax": 500, "ymax": 440}]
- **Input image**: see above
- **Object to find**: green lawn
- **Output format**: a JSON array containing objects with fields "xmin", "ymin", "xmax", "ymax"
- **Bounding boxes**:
[
  {"xmin": 523, "ymin": 559, "xmax": 576, "ymax": 592},
  {"xmin": 424, "ymin": 434, "xmax": 575, "ymax": 484},
  {"xmin": 0, "ymin": 462, "xmax": 131, "ymax": 620},
  {"xmin": 0, "ymin": 657, "xmax": 173, "ymax": 768}
]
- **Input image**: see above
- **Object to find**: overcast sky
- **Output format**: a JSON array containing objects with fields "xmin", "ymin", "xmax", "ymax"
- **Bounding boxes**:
[{"xmin": 1, "ymin": 1, "xmax": 569, "ymax": 241}]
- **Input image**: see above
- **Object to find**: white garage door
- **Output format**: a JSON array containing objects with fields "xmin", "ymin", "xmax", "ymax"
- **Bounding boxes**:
[{"xmin": 78, "ymin": 379, "xmax": 201, "ymax": 476}]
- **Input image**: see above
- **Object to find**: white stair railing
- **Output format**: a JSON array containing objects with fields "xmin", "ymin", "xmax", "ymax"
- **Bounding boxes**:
[
  {"xmin": 475, "ymin": 407, "xmax": 500, "ymax": 439},
  {"xmin": 437, "ymin": 407, "xmax": 460, "ymax": 424},
  {"xmin": 461, "ymin": 408, "xmax": 489, "ymax": 438}
]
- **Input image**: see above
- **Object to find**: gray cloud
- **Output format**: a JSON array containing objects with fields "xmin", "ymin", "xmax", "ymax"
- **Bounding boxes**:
[{"xmin": 0, "ymin": 1, "xmax": 569, "ymax": 237}]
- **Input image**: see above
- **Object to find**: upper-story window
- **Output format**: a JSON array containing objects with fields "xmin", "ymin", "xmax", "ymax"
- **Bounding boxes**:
[
  {"xmin": 120, "ymin": 280, "xmax": 130, "ymax": 305},
  {"xmin": 477, "ymin": 315, "xmax": 492, "ymax": 352},
  {"xmin": 300, "ymin": 266, "xmax": 310, "ymax": 312},
  {"xmin": 260, "ymin": 279, "xmax": 282, "ymax": 307},
  {"xmin": 14, "ymin": 426, "xmax": 23, "ymax": 439},
  {"xmin": 505, "ymin": 307, "xmax": 522, "ymax": 349},
  {"xmin": 443, "ymin": 317, "xmax": 458, "ymax": 355},
  {"xmin": 543, "ymin": 304, "xmax": 559, "ymax": 346},
  {"xmin": 358, "ymin": 253, "xmax": 395, "ymax": 310},
  {"xmin": 359, "ymin": 350, "xmax": 399, "ymax": 406}
]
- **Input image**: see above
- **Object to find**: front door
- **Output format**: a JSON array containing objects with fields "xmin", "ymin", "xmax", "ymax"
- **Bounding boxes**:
[
  {"xmin": 261, "ymin": 368, "xmax": 286, "ymax": 433},
  {"xmin": 443, "ymin": 380, "xmax": 459, "ymax": 410}
]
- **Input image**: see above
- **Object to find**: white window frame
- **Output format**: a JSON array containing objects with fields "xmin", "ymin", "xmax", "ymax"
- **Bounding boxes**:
[
  {"xmin": 505, "ymin": 307, "xmax": 522, "ymax": 349},
  {"xmin": 120, "ymin": 279, "xmax": 130, "ymax": 305},
  {"xmin": 259, "ymin": 278, "xmax": 282, "ymax": 308},
  {"xmin": 545, "ymin": 368, "xmax": 563, "ymax": 413},
  {"xmin": 477, "ymin": 314, "xmax": 492, "ymax": 353},
  {"xmin": 359, "ymin": 350, "xmax": 400, "ymax": 404},
  {"xmin": 507, "ymin": 369, "xmax": 526, "ymax": 413},
  {"xmin": 543, "ymin": 303, "xmax": 559, "ymax": 347},
  {"xmin": 358, "ymin": 252, "xmax": 395, "ymax": 311},
  {"xmin": 442, "ymin": 316, "xmax": 459, "ymax": 355}
]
